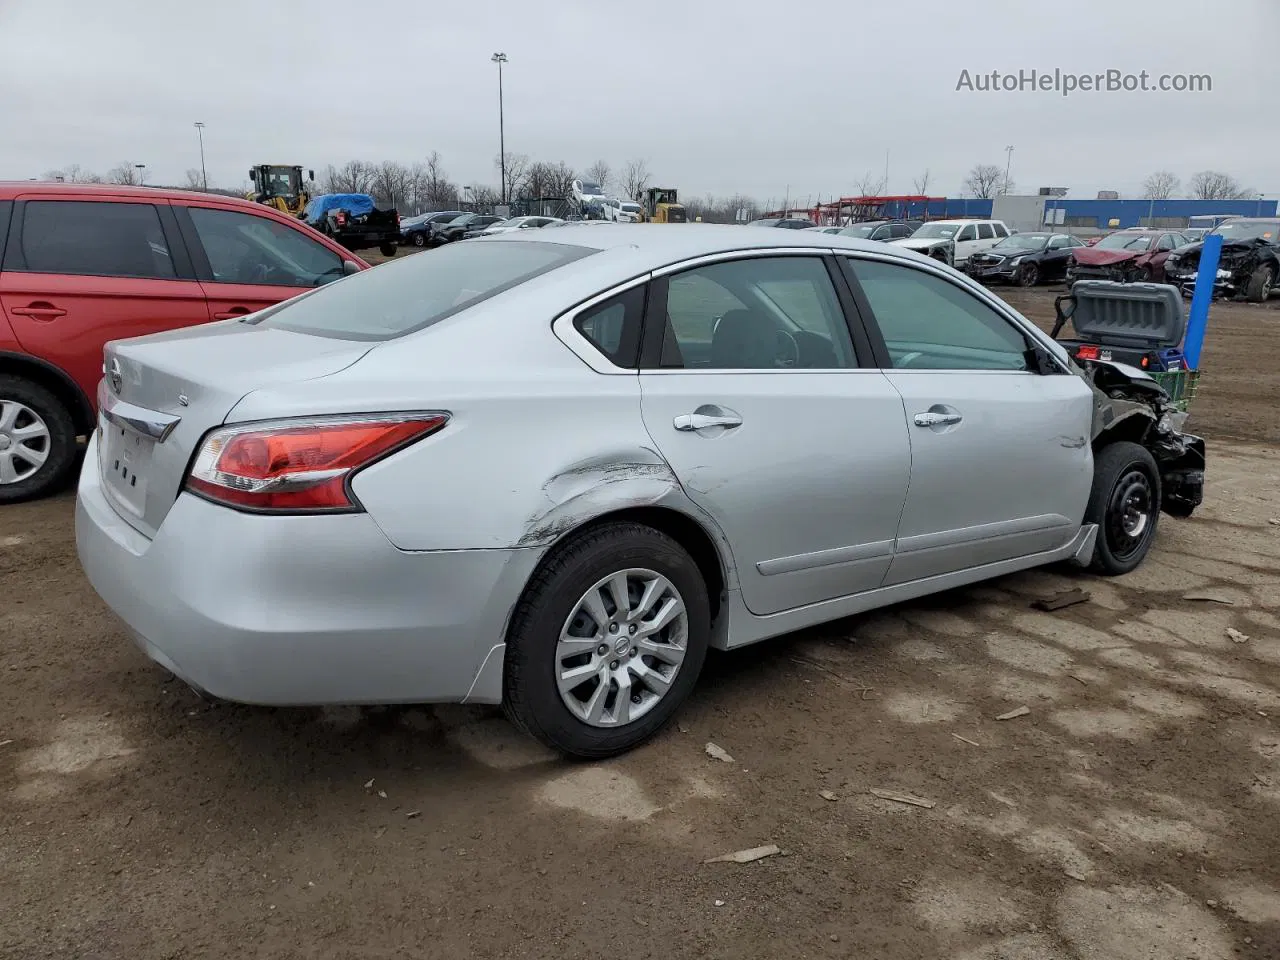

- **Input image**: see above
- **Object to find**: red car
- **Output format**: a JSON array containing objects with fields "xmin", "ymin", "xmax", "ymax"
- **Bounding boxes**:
[
  {"xmin": 1067, "ymin": 229, "xmax": 1189, "ymax": 284},
  {"xmin": 0, "ymin": 183, "xmax": 369, "ymax": 501}
]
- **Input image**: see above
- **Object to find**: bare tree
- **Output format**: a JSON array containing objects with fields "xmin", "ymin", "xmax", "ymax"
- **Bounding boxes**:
[
  {"xmin": 468, "ymin": 184, "xmax": 502, "ymax": 210},
  {"xmin": 495, "ymin": 152, "xmax": 530, "ymax": 202},
  {"xmin": 1142, "ymin": 171, "xmax": 1180, "ymax": 200},
  {"xmin": 414, "ymin": 152, "xmax": 458, "ymax": 208},
  {"xmin": 321, "ymin": 160, "xmax": 376, "ymax": 194},
  {"xmin": 963, "ymin": 163, "xmax": 1005, "ymax": 199},
  {"xmin": 369, "ymin": 161, "xmax": 415, "ymax": 208},
  {"xmin": 852, "ymin": 171, "xmax": 888, "ymax": 197},
  {"xmin": 43, "ymin": 163, "xmax": 102, "ymax": 183},
  {"xmin": 583, "ymin": 160, "xmax": 611, "ymax": 191},
  {"xmin": 183, "ymin": 168, "xmax": 208, "ymax": 191},
  {"xmin": 619, "ymin": 158, "xmax": 651, "ymax": 201},
  {"xmin": 106, "ymin": 162, "xmax": 141, "ymax": 186},
  {"xmin": 912, "ymin": 169, "xmax": 932, "ymax": 195},
  {"xmin": 1188, "ymin": 170, "xmax": 1251, "ymax": 201}
]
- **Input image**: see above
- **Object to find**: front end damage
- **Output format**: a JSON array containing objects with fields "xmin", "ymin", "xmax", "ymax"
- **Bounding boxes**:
[
  {"xmin": 1164, "ymin": 238, "xmax": 1276, "ymax": 300},
  {"xmin": 1078, "ymin": 358, "xmax": 1206, "ymax": 517}
]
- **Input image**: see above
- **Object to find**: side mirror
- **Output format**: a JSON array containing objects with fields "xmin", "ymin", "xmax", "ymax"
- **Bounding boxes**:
[
  {"xmin": 342, "ymin": 260, "xmax": 361, "ymax": 276},
  {"xmin": 248, "ymin": 168, "xmax": 254, "ymax": 180},
  {"xmin": 308, "ymin": 170, "xmax": 315, "ymax": 181}
]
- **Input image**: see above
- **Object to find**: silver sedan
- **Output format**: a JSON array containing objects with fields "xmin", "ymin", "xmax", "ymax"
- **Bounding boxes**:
[{"xmin": 75, "ymin": 225, "xmax": 1203, "ymax": 758}]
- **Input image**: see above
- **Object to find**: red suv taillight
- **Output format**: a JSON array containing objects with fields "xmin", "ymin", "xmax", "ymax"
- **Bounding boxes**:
[
  {"xmin": 1075, "ymin": 345, "xmax": 1100, "ymax": 361},
  {"xmin": 185, "ymin": 414, "xmax": 448, "ymax": 512}
]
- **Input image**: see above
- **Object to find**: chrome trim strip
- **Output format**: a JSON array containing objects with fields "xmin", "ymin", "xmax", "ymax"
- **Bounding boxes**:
[{"xmin": 97, "ymin": 380, "xmax": 182, "ymax": 442}]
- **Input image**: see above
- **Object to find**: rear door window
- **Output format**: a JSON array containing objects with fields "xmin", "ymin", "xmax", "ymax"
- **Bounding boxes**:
[
  {"xmin": 15, "ymin": 200, "xmax": 176, "ymax": 279},
  {"xmin": 976, "ymin": 223, "xmax": 995, "ymax": 240},
  {"xmin": 573, "ymin": 285, "xmax": 646, "ymax": 367},
  {"xmin": 993, "ymin": 223, "xmax": 1010, "ymax": 238}
]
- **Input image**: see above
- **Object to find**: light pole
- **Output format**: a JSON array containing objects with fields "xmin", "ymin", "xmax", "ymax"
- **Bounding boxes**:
[
  {"xmin": 194, "ymin": 122, "xmax": 208, "ymax": 190},
  {"xmin": 1003, "ymin": 145, "xmax": 1014, "ymax": 196},
  {"xmin": 135, "ymin": 163, "xmax": 146, "ymax": 186},
  {"xmin": 491, "ymin": 52, "xmax": 508, "ymax": 205}
]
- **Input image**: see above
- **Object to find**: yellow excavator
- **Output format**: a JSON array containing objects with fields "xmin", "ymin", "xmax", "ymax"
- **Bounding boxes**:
[
  {"xmin": 247, "ymin": 164, "xmax": 314, "ymax": 217},
  {"xmin": 641, "ymin": 187, "xmax": 687, "ymax": 223}
]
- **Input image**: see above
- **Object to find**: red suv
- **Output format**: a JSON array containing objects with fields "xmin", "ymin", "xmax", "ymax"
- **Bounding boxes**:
[{"xmin": 0, "ymin": 183, "xmax": 369, "ymax": 502}]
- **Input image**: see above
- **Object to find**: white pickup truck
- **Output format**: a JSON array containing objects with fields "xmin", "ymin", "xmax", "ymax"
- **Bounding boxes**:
[{"xmin": 892, "ymin": 218, "xmax": 1011, "ymax": 266}]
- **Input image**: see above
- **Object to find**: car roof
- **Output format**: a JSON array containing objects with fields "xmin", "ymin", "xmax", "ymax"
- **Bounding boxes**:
[
  {"xmin": 473, "ymin": 222, "xmax": 944, "ymax": 273},
  {"xmin": 0, "ymin": 180, "xmax": 267, "ymax": 208}
]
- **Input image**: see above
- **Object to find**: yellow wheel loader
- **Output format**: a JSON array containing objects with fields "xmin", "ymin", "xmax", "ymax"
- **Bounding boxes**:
[{"xmin": 247, "ymin": 164, "xmax": 314, "ymax": 217}]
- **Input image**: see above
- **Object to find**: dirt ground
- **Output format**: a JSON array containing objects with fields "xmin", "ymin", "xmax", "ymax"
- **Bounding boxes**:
[{"xmin": 2, "ymin": 286, "xmax": 1279, "ymax": 959}]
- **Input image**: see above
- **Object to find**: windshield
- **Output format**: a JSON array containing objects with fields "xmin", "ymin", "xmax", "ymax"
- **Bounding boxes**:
[
  {"xmin": 912, "ymin": 223, "xmax": 959, "ymax": 239},
  {"xmin": 450, "ymin": 213, "xmax": 478, "ymax": 225},
  {"xmin": 838, "ymin": 224, "xmax": 881, "ymax": 238},
  {"xmin": 253, "ymin": 241, "xmax": 594, "ymax": 341},
  {"xmin": 262, "ymin": 167, "xmax": 299, "ymax": 195},
  {"xmin": 749, "ymin": 219, "xmax": 780, "ymax": 227},
  {"xmin": 579, "ymin": 182, "xmax": 603, "ymax": 195},
  {"xmin": 621, "ymin": 203, "xmax": 640, "ymax": 212},
  {"xmin": 993, "ymin": 234, "xmax": 1048, "ymax": 251},
  {"xmin": 1214, "ymin": 220, "xmax": 1279, "ymax": 242},
  {"xmin": 1097, "ymin": 233, "xmax": 1152, "ymax": 251}
]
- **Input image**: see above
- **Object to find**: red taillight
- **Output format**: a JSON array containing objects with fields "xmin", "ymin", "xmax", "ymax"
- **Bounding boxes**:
[
  {"xmin": 185, "ymin": 414, "xmax": 448, "ymax": 512},
  {"xmin": 336, "ymin": 212, "xmax": 347, "ymax": 226},
  {"xmin": 1076, "ymin": 345, "xmax": 1100, "ymax": 361},
  {"xmin": 1140, "ymin": 355, "xmax": 1150, "ymax": 368}
]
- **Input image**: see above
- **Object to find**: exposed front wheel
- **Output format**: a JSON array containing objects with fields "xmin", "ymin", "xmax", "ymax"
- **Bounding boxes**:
[
  {"xmin": 1247, "ymin": 263, "xmax": 1274, "ymax": 302},
  {"xmin": 411, "ymin": 232, "xmax": 426, "ymax": 247},
  {"xmin": 503, "ymin": 522, "xmax": 710, "ymax": 758},
  {"xmin": 1086, "ymin": 441, "xmax": 1161, "ymax": 575},
  {"xmin": 1019, "ymin": 263, "xmax": 1040, "ymax": 287},
  {"xmin": 0, "ymin": 376, "xmax": 78, "ymax": 503},
  {"xmin": 379, "ymin": 243, "xmax": 397, "ymax": 257}
]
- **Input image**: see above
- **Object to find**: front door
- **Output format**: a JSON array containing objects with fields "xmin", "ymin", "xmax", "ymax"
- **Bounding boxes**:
[
  {"xmin": 175, "ymin": 204, "xmax": 349, "ymax": 320},
  {"xmin": 843, "ymin": 256, "xmax": 1095, "ymax": 585},
  {"xmin": 0, "ymin": 197, "xmax": 208, "ymax": 408},
  {"xmin": 638, "ymin": 254, "xmax": 911, "ymax": 616}
]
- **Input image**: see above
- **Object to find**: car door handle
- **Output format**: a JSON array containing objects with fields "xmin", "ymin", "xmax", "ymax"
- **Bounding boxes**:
[
  {"xmin": 10, "ymin": 302, "xmax": 66, "ymax": 320},
  {"xmin": 212, "ymin": 307, "xmax": 252, "ymax": 319},
  {"xmin": 913, "ymin": 411, "xmax": 963, "ymax": 427},
  {"xmin": 674, "ymin": 413, "xmax": 743, "ymax": 432}
]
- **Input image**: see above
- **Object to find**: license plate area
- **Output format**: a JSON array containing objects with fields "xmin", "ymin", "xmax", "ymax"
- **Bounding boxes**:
[{"xmin": 99, "ymin": 416, "xmax": 154, "ymax": 519}]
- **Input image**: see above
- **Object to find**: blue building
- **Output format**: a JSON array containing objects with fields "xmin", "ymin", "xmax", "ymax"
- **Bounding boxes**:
[{"xmin": 871, "ymin": 196, "xmax": 1276, "ymax": 229}]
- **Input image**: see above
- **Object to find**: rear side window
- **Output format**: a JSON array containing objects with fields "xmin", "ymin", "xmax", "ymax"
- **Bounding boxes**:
[
  {"xmin": 17, "ymin": 200, "xmax": 176, "ymax": 279},
  {"xmin": 993, "ymin": 223, "xmax": 1010, "ymax": 238},
  {"xmin": 573, "ymin": 285, "xmax": 646, "ymax": 367},
  {"xmin": 977, "ymin": 223, "xmax": 995, "ymax": 240},
  {"xmin": 253, "ymin": 239, "xmax": 595, "ymax": 341},
  {"xmin": 0, "ymin": 201, "xmax": 11, "ymax": 265}
]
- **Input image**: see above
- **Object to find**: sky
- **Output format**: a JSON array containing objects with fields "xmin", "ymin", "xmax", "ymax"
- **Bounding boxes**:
[{"xmin": 1, "ymin": 0, "xmax": 1274, "ymax": 205}]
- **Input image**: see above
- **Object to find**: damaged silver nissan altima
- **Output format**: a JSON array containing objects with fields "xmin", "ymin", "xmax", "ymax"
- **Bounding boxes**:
[{"xmin": 76, "ymin": 225, "xmax": 1205, "ymax": 758}]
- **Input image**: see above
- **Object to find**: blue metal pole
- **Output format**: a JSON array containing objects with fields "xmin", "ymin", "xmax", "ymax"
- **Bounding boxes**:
[{"xmin": 1183, "ymin": 233, "xmax": 1221, "ymax": 370}]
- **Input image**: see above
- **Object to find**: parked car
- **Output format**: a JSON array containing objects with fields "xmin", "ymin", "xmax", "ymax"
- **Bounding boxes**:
[
  {"xmin": 1163, "ymin": 218, "xmax": 1280, "ymax": 302},
  {"xmin": 597, "ymin": 199, "xmax": 643, "ymax": 223},
  {"xmin": 479, "ymin": 216, "xmax": 563, "ymax": 235},
  {"xmin": 1067, "ymin": 229, "xmax": 1189, "ymax": 284},
  {"xmin": 400, "ymin": 210, "xmax": 466, "ymax": 247},
  {"xmin": 435, "ymin": 214, "xmax": 506, "ymax": 243},
  {"xmin": 303, "ymin": 194, "xmax": 400, "ymax": 257},
  {"xmin": 966, "ymin": 232, "xmax": 1086, "ymax": 286},
  {"xmin": 837, "ymin": 220, "xmax": 922, "ymax": 243},
  {"xmin": 0, "ymin": 182, "xmax": 367, "ymax": 502},
  {"xmin": 891, "ymin": 219, "xmax": 1010, "ymax": 266},
  {"xmin": 75, "ymin": 224, "xmax": 1201, "ymax": 759},
  {"xmin": 804, "ymin": 225, "xmax": 845, "ymax": 235},
  {"xmin": 747, "ymin": 218, "xmax": 814, "ymax": 229}
]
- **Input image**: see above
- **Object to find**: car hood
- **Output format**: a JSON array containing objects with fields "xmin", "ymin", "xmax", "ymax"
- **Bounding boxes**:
[
  {"xmin": 892, "ymin": 236, "xmax": 952, "ymax": 250},
  {"xmin": 1170, "ymin": 237, "xmax": 1276, "ymax": 258},
  {"xmin": 1072, "ymin": 247, "xmax": 1143, "ymax": 265}
]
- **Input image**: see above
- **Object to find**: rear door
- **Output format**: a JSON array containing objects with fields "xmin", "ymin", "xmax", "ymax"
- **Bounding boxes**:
[
  {"xmin": 637, "ymin": 252, "xmax": 911, "ymax": 616},
  {"xmin": 1044, "ymin": 235, "xmax": 1079, "ymax": 280},
  {"xmin": 174, "ymin": 203, "xmax": 349, "ymax": 320},
  {"xmin": 0, "ymin": 196, "xmax": 208, "ymax": 408},
  {"xmin": 953, "ymin": 223, "xmax": 979, "ymax": 264},
  {"xmin": 842, "ymin": 254, "xmax": 1094, "ymax": 585}
]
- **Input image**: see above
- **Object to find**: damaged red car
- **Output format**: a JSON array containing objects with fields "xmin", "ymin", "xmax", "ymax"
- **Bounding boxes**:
[{"xmin": 1067, "ymin": 229, "xmax": 1189, "ymax": 284}]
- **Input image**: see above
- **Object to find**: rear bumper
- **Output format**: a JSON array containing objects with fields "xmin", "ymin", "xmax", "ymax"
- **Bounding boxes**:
[{"xmin": 75, "ymin": 436, "xmax": 539, "ymax": 706}]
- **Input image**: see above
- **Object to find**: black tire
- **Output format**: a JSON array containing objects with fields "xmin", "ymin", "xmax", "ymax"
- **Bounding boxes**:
[
  {"xmin": 411, "ymin": 232, "xmax": 426, "ymax": 247},
  {"xmin": 503, "ymin": 522, "xmax": 711, "ymax": 758},
  {"xmin": 1133, "ymin": 265, "xmax": 1152, "ymax": 283},
  {"xmin": 1019, "ymin": 262, "xmax": 1040, "ymax": 287},
  {"xmin": 1247, "ymin": 263, "xmax": 1275, "ymax": 303},
  {"xmin": 0, "ymin": 376, "xmax": 78, "ymax": 504},
  {"xmin": 1086, "ymin": 441, "xmax": 1161, "ymax": 575},
  {"xmin": 379, "ymin": 243, "xmax": 397, "ymax": 258}
]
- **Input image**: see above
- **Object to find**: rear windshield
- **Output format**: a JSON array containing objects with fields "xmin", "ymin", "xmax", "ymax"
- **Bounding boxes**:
[{"xmin": 251, "ymin": 240, "xmax": 595, "ymax": 341}]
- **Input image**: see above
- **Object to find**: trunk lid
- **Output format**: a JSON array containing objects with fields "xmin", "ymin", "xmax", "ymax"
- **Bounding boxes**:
[{"xmin": 99, "ymin": 321, "xmax": 372, "ymax": 538}]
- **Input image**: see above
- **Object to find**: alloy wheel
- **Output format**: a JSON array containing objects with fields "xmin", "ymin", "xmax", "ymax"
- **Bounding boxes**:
[{"xmin": 555, "ymin": 568, "xmax": 689, "ymax": 727}]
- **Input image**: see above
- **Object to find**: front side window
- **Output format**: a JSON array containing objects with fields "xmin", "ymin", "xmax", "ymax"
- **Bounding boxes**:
[
  {"xmin": 188, "ymin": 206, "xmax": 343, "ymax": 288},
  {"xmin": 18, "ymin": 200, "xmax": 176, "ymax": 280},
  {"xmin": 658, "ymin": 257, "xmax": 855, "ymax": 370},
  {"xmin": 846, "ymin": 258, "xmax": 1030, "ymax": 371},
  {"xmin": 956, "ymin": 225, "xmax": 977, "ymax": 242}
]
